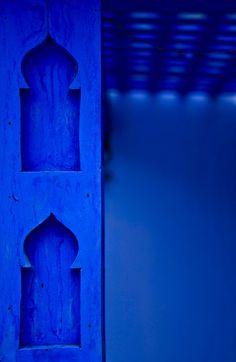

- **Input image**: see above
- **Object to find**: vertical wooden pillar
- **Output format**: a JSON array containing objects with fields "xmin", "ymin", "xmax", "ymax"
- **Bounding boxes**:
[{"xmin": 0, "ymin": 1, "xmax": 103, "ymax": 361}]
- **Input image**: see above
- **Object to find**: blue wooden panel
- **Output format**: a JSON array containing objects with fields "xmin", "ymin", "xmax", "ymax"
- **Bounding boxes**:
[
  {"xmin": 21, "ymin": 36, "xmax": 81, "ymax": 171},
  {"xmin": 0, "ymin": 1, "xmax": 103, "ymax": 361},
  {"xmin": 20, "ymin": 214, "xmax": 81, "ymax": 347}
]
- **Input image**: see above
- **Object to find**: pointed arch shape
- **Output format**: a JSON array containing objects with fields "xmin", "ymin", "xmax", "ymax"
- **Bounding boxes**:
[
  {"xmin": 20, "ymin": 213, "xmax": 81, "ymax": 347},
  {"xmin": 21, "ymin": 35, "xmax": 79, "ymax": 89},
  {"xmin": 20, "ymin": 35, "xmax": 81, "ymax": 172}
]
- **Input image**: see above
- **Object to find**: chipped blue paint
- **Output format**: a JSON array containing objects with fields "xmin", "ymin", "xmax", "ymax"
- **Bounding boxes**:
[{"xmin": 0, "ymin": 1, "xmax": 103, "ymax": 361}]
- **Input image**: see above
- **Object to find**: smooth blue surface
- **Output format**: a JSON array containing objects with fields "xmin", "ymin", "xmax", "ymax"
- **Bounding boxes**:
[{"xmin": 105, "ymin": 92, "xmax": 236, "ymax": 362}]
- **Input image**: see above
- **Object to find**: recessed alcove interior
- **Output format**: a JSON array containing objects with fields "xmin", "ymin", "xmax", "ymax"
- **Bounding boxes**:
[
  {"xmin": 20, "ymin": 214, "xmax": 80, "ymax": 348},
  {"xmin": 20, "ymin": 36, "xmax": 80, "ymax": 172}
]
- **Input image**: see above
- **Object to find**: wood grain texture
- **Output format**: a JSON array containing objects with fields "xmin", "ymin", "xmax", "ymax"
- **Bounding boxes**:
[
  {"xmin": 0, "ymin": 1, "xmax": 103, "ymax": 361},
  {"xmin": 20, "ymin": 214, "xmax": 81, "ymax": 347},
  {"xmin": 21, "ymin": 36, "xmax": 81, "ymax": 171}
]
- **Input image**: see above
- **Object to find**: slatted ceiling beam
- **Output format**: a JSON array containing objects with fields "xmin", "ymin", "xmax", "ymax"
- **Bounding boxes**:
[
  {"xmin": 210, "ymin": 55, "xmax": 236, "ymax": 96},
  {"xmin": 178, "ymin": 14, "xmax": 222, "ymax": 95},
  {"xmin": 103, "ymin": 11, "xmax": 236, "ymax": 95},
  {"xmin": 173, "ymin": 17, "xmax": 207, "ymax": 93},
  {"xmin": 147, "ymin": 14, "xmax": 175, "ymax": 93},
  {"xmin": 103, "ymin": 12, "xmax": 122, "ymax": 90},
  {"xmin": 160, "ymin": 24, "xmax": 195, "ymax": 93},
  {"xmin": 208, "ymin": 18, "xmax": 236, "ymax": 95},
  {"xmin": 112, "ymin": 16, "xmax": 132, "ymax": 91}
]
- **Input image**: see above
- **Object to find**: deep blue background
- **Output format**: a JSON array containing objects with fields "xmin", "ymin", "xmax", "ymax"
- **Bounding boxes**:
[
  {"xmin": 104, "ymin": 0, "xmax": 236, "ymax": 12},
  {"xmin": 105, "ymin": 92, "xmax": 236, "ymax": 362}
]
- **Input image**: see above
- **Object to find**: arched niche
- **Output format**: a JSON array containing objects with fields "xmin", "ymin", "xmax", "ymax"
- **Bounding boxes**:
[
  {"xmin": 20, "ymin": 214, "xmax": 80, "ymax": 347},
  {"xmin": 20, "ymin": 36, "xmax": 81, "ymax": 171}
]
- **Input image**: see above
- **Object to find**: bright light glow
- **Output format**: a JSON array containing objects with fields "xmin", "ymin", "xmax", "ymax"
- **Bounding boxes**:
[
  {"xmin": 129, "ymin": 23, "xmax": 158, "ymax": 31},
  {"xmin": 176, "ymin": 24, "xmax": 203, "ymax": 31},
  {"xmin": 222, "ymin": 25, "xmax": 236, "ymax": 32},
  {"xmin": 220, "ymin": 94, "xmax": 236, "ymax": 103},
  {"xmin": 174, "ymin": 34, "xmax": 198, "ymax": 41},
  {"xmin": 106, "ymin": 89, "xmax": 120, "ymax": 99},
  {"xmin": 157, "ymin": 91, "xmax": 179, "ymax": 100},
  {"xmin": 134, "ymin": 33, "xmax": 157, "ymax": 40},
  {"xmin": 130, "ymin": 12, "xmax": 160, "ymax": 19},
  {"xmin": 172, "ymin": 43, "xmax": 195, "ymax": 50},
  {"xmin": 129, "ymin": 90, "xmax": 149, "ymax": 99},
  {"xmin": 131, "ymin": 42, "xmax": 153, "ymax": 49},
  {"xmin": 188, "ymin": 92, "xmax": 208, "ymax": 101},
  {"xmin": 217, "ymin": 35, "xmax": 236, "ymax": 42},
  {"xmin": 177, "ymin": 13, "xmax": 207, "ymax": 20},
  {"xmin": 208, "ymin": 52, "xmax": 232, "ymax": 59}
]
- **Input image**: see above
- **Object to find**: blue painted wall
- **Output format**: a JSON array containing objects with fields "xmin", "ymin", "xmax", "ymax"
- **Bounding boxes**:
[
  {"xmin": 105, "ymin": 92, "xmax": 236, "ymax": 362},
  {"xmin": 0, "ymin": 2, "xmax": 102, "ymax": 361}
]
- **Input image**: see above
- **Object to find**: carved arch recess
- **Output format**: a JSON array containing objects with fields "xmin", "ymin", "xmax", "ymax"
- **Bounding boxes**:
[
  {"xmin": 20, "ymin": 36, "xmax": 81, "ymax": 171},
  {"xmin": 20, "ymin": 214, "xmax": 80, "ymax": 347}
]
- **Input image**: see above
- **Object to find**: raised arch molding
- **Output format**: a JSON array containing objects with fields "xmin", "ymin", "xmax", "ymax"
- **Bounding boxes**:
[
  {"xmin": 20, "ymin": 214, "xmax": 81, "ymax": 347},
  {"xmin": 20, "ymin": 36, "xmax": 81, "ymax": 171}
]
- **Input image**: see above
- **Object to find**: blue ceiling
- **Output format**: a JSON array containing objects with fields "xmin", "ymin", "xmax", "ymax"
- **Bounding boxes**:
[{"xmin": 102, "ymin": 1, "xmax": 236, "ymax": 95}]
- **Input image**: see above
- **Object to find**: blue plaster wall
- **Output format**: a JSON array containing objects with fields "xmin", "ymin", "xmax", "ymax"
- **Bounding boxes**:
[{"xmin": 105, "ymin": 92, "xmax": 236, "ymax": 362}]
